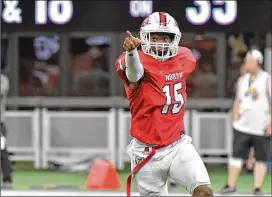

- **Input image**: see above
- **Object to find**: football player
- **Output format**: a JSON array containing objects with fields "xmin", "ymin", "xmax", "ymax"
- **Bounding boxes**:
[{"xmin": 115, "ymin": 12, "xmax": 213, "ymax": 196}]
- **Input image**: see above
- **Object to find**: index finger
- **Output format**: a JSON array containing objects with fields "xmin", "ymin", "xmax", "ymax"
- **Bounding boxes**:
[{"xmin": 126, "ymin": 30, "xmax": 133, "ymax": 38}]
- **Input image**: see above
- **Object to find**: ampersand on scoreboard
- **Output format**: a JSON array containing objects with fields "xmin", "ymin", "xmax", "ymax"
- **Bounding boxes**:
[{"xmin": 2, "ymin": 0, "xmax": 22, "ymax": 24}]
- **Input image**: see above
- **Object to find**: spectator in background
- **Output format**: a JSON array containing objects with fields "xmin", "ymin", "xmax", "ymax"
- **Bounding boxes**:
[
  {"xmin": 71, "ymin": 36, "xmax": 110, "ymax": 96},
  {"xmin": 19, "ymin": 60, "xmax": 44, "ymax": 96},
  {"xmin": 221, "ymin": 50, "xmax": 271, "ymax": 195},
  {"xmin": 180, "ymin": 38, "xmax": 217, "ymax": 98},
  {"xmin": 19, "ymin": 35, "xmax": 60, "ymax": 96},
  {"xmin": 33, "ymin": 35, "xmax": 60, "ymax": 96},
  {"xmin": 1, "ymin": 71, "xmax": 13, "ymax": 189},
  {"xmin": 193, "ymin": 62, "xmax": 217, "ymax": 97}
]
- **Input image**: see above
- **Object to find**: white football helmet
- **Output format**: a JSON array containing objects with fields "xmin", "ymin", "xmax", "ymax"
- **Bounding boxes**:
[{"xmin": 140, "ymin": 12, "xmax": 181, "ymax": 61}]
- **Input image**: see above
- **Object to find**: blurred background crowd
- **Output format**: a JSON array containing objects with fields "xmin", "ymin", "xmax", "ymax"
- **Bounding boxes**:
[{"xmin": 1, "ymin": 33, "xmax": 267, "ymax": 99}]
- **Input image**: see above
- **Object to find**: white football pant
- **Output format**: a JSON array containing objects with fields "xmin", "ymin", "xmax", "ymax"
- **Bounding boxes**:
[{"xmin": 126, "ymin": 135, "xmax": 211, "ymax": 196}]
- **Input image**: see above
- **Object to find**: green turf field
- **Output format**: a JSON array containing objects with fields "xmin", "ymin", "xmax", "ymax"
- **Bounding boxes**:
[{"xmin": 11, "ymin": 162, "xmax": 271, "ymax": 194}]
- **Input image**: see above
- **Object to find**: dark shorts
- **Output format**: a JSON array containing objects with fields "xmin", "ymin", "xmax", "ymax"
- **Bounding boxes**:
[{"xmin": 232, "ymin": 128, "xmax": 271, "ymax": 162}]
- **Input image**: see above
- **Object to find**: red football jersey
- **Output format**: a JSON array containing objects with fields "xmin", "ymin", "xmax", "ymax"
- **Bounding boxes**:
[{"xmin": 115, "ymin": 47, "xmax": 196, "ymax": 146}]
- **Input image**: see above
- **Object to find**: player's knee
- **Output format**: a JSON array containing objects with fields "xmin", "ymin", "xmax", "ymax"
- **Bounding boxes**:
[
  {"xmin": 192, "ymin": 185, "xmax": 213, "ymax": 196},
  {"xmin": 228, "ymin": 157, "xmax": 243, "ymax": 168}
]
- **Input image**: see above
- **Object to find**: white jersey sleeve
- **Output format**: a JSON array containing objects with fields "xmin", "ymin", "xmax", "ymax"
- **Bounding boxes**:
[{"xmin": 125, "ymin": 49, "xmax": 144, "ymax": 82}]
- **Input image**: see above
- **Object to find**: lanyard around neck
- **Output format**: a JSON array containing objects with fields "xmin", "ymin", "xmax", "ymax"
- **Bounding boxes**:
[{"xmin": 248, "ymin": 70, "xmax": 262, "ymax": 87}]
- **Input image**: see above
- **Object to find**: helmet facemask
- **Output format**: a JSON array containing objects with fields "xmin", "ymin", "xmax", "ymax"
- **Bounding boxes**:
[{"xmin": 140, "ymin": 30, "xmax": 181, "ymax": 62}]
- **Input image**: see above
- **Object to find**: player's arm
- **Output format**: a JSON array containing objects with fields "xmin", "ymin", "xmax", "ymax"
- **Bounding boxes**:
[
  {"xmin": 123, "ymin": 31, "xmax": 145, "ymax": 87},
  {"xmin": 125, "ymin": 49, "xmax": 144, "ymax": 83},
  {"xmin": 232, "ymin": 77, "xmax": 242, "ymax": 124}
]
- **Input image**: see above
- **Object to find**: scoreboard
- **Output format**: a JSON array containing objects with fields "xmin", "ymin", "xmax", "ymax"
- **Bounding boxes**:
[{"xmin": 1, "ymin": 0, "xmax": 271, "ymax": 32}]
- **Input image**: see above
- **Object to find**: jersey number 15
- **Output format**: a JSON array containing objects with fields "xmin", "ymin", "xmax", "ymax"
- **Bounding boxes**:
[{"xmin": 161, "ymin": 82, "xmax": 185, "ymax": 114}]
